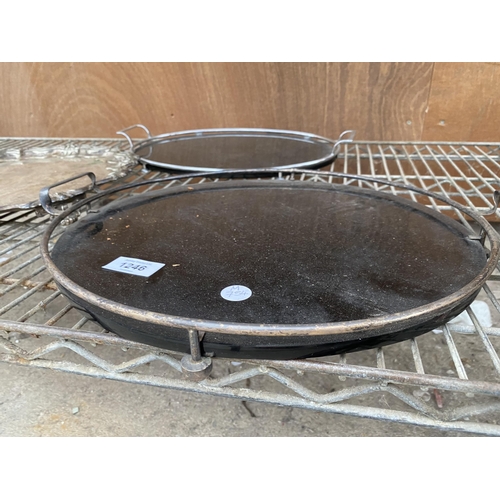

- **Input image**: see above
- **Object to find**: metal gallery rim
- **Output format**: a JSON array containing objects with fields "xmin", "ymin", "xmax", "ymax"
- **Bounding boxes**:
[{"xmin": 39, "ymin": 168, "xmax": 500, "ymax": 338}]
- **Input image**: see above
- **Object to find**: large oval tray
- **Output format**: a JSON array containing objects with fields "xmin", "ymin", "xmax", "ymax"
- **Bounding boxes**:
[
  {"xmin": 41, "ymin": 172, "xmax": 500, "ymax": 360},
  {"xmin": 117, "ymin": 125, "xmax": 354, "ymax": 172}
]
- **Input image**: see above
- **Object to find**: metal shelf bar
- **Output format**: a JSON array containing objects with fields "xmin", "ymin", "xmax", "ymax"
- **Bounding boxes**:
[
  {"xmin": 425, "ymin": 145, "xmax": 493, "ymax": 209},
  {"xmin": 5, "ymin": 314, "xmax": 500, "ymax": 396},
  {"xmin": 0, "ymin": 275, "xmax": 54, "ymax": 315},
  {"xmin": 400, "ymin": 146, "xmax": 445, "ymax": 214},
  {"xmin": 341, "ymin": 142, "xmax": 351, "ymax": 185},
  {"xmin": 466, "ymin": 306, "xmax": 500, "ymax": 376},
  {"xmin": 442, "ymin": 325, "xmax": 469, "ymax": 380},
  {"xmin": 410, "ymin": 339, "xmax": 426, "ymax": 374},
  {"xmin": 0, "ymin": 246, "xmax": 42, "ymax": 274},
  {"xmin": 377, "ymin": 144, "xmax": 399, "ymax": 197},
  {"xmin": 388, "ymin": 145, "xmax": 419, "ymax": 203},
  {"xmin": 0, "ymin": 212, "xmax": 40, "ymax": 236},
  {"xmin": 45, "ymin": 304, "xmax": 73, "ymax": 326},
  {"xmin": 1, "ymin": 352, "xmax": 500, "ymax": 436},
  {"xmin": 376, "ymin": 348, "xmax": 386, "ymax": 369},
  {"xmin": 16, "ymin": 290, "xmax": 62, "ymax": 323},
  {"xmin": 482, "ymin": 284, "xmax": 500, "ymax": 315},
  {"xmin": 71, "ymin": 316, "xmax": 90, "ymax": 331},
  {"xmin": 335, "ymin": 173, "xmax": 499, "ymax": 184},
  {"xmin": 355, "ymin": 144, "xmax": 363, "ymax": 189},
  {"xmin": 464, "ymin": 145, "xmax": 500, "ymax": 181},
  {"xmin": 0, "ymin": 222, "xmax": 46, "ymax": 246},
  {"xmin": 447, "ymin": 324, "xmax": 500, "ymax": 336},
  {"xmin": 447, "ymin": 145, "xmax": 500, "ymax": 191},
  {"xmin": 411, "ymin": 146, "xmax": 473, "ymax": 230},
  {"xmin": 0, "ymin": 266, "xmax": 46, "ymax": 298},
  {"xmin": 0, "ymin": 224, "xmax": 51, "ymax": 257},
  {"xmin": 366, "ymin": 144, "xmax": 381, "ymax": 191},
  {"xmin": 0, "ymin": 253, "xmax": 44, "ymax": 280}
]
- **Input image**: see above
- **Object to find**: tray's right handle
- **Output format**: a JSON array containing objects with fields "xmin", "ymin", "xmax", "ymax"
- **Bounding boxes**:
[
  {"xmin": 332, "ymin": 130, "xmax": 356, "ymax": 157},
  {"xmin": 483, "ymin": 189, "xmax": 500, "ymax": 217},
  {"xmin": 39, "ymin": 172, "xmax": 98, "ymax": 216},
  {"xmin": 116, "ymin": 124, "xmax": 152, "ymax": 150},
  {"xmin": 477, "ymin": 189, "xmax": 500, "ymax": 246}
]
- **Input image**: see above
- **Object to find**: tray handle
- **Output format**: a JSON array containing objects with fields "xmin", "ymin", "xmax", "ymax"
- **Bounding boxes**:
[
  {"xmin": 116, "ymin": 124, "xmax": 152, "ymax": 150},
  {"xmin": 332, "ymin": 130, "xmax": 356, "ymax": 157},
  {"xmin": 483, "ymin": 189, "xmax": 500, "ymax": 217},
  {"xmin": 39, "ymin": 172, "xmax": 98, "ymax": 216},
  {"xmin": 472, "ymin": 189, "xmax": 500, "ymax": 246}
]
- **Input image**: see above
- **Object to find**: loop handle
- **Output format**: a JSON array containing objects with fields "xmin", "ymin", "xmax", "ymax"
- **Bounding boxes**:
[
  {"xmin": 39, "ymin": 172, "xmax": 98, "ymax": 216},
  {"xmin": 332, "ymin": 130, "xmax": 356, "ymax": 156},
  {"xmin": 477, "ymin": 189, "xmax": 500, "ymax": 246},
  {"xmin": 483, "ymin": 189, "xmax": 500, "ymax": 217},
  {"xmin": 116, "ymin": 124, "xmax": 152, "ymax": 150}
]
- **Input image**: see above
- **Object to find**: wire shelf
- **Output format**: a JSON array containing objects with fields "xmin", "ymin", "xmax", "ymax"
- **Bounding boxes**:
[{"xmin": 2, "ymin": 137, "xmax": 500, "ymax": 436}]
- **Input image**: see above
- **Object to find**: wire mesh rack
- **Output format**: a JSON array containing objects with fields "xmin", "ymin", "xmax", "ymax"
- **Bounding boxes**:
[{"xmin": 2, "ymin": 137, "xmax": 500, "ymax": 436}]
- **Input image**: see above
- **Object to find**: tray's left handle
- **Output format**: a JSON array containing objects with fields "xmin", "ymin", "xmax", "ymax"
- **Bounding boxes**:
[
  {"xmin": 117, "ymin": 124, "xmax": 152, "ymax": 150},
  {"xmin": 39, "ymin": 172, "xmax": 98, "ymax": 216},
  {"xmin": 332, "ymin": 130, "xmax": 356, "ymax": 157}
]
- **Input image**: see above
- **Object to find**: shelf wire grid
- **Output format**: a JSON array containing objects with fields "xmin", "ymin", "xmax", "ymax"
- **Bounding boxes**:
[{"xmin": 2, "ymin": 137, "xmax": 500, "ymax": 435}]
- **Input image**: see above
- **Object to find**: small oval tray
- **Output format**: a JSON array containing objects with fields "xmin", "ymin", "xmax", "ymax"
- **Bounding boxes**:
[{"xmin": 117, "ymin": 125, "xmax": 354, "ymax": 172}]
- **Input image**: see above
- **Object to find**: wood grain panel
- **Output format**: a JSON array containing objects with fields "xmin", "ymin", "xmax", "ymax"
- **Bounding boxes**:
[
  {"xmin": 0, "ymin": 62, "xmax": 433, "ymax": 140},
  {"xmin": 422, "ymin": 62, "xmax": 500, "ymax": 142},
  {"xmin": 324, "ymin": 62, "xmax": 433, "ymax": 141}
]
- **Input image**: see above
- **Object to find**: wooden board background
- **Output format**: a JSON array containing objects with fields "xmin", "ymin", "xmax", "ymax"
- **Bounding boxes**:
[
  {"xmin": 422, "ymin": 63, "xmax": 500, "ymax": 142},
  {"xmin": 0, "ymin": 62, "xmax": 498, "ymax": 141}
]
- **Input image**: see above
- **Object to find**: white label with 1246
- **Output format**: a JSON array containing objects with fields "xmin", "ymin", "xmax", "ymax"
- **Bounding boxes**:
[{"xmin": 102, "ymin": 256, "xmax": 165, "ymax": 278}]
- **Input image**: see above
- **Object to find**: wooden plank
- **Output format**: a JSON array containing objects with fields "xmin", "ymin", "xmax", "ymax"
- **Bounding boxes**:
[
  {"xmin": 324, "ymin": 62, "xmax": 433, "ymax": 141},
  {"xmin": 0, "ymin": 62, "xmax": 433, "ymax": 141},
  {"xmin": 422, "ymin": 63, "xmax": 500, "ymax": 142}
]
